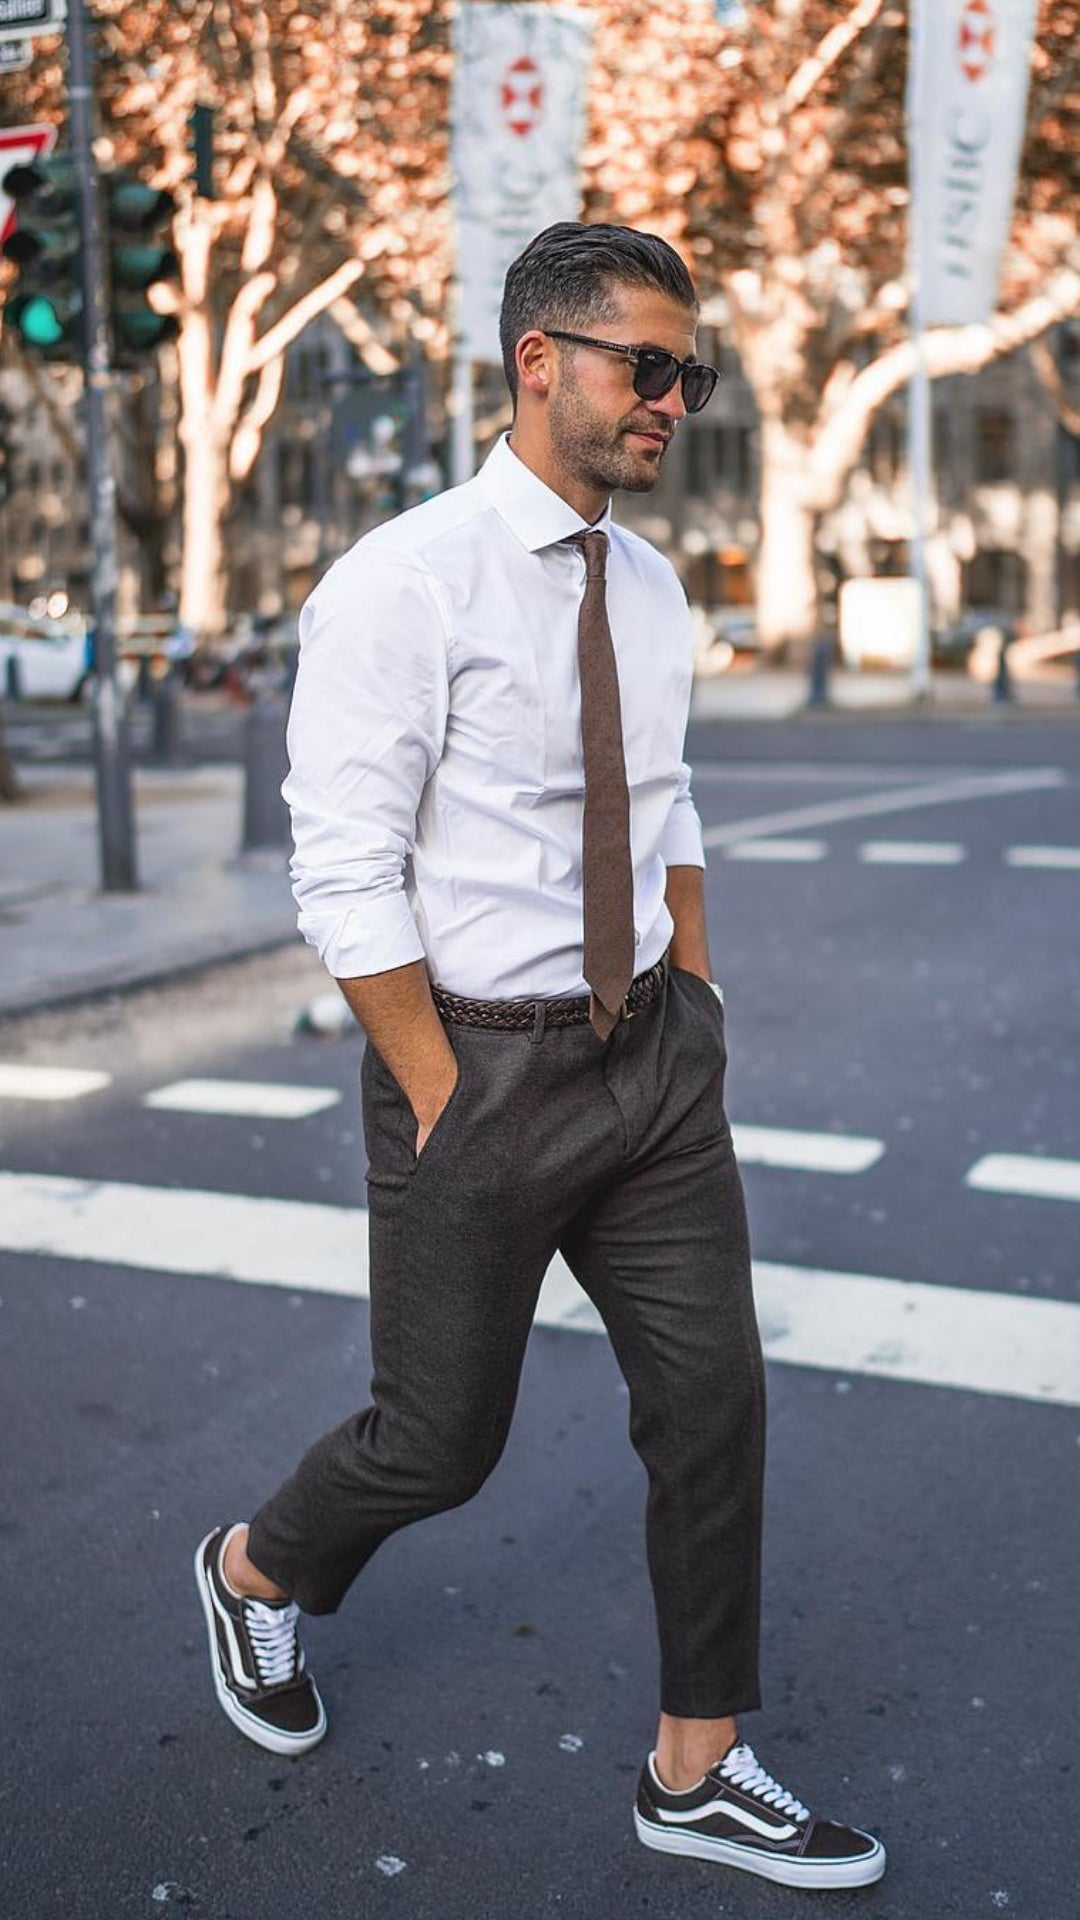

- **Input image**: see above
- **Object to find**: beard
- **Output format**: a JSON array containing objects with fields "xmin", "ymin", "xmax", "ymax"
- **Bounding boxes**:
[{"xmin": 547, "ymin": 370, "xmax": 672, "ymax": 496}]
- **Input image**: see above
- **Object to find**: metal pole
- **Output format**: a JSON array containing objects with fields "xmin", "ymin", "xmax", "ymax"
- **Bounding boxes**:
[
  {"xmin": 68, "ymin": 0, "xmax": 137, "ymax": 890},
  {"xmin": 907, "ymin": 0, "xmax": 934, "ymax": 703},
  {"xmin": 450, "ymin": 350, "xmax": 475, "ymax": 486}
]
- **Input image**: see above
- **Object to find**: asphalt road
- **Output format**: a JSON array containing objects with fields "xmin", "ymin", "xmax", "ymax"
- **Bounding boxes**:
[{"xmin": 1, "ymin": 715, "xmax": 1078, "ymax": 1920}]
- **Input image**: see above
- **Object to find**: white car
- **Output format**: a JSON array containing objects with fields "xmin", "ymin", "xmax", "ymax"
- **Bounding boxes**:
[{"xmin": 0, "ymin": 604, "xmax": 91, "ymax": 701}]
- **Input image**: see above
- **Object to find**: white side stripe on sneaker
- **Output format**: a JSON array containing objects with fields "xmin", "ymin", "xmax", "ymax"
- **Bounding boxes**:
[
  {"xmin": 208, "ymin": 1580, "xmax": 257, "ymax": 1690},
  {"xmin": 655, "ymin": 1799, "xmax": 799, "ymax": 1841}
]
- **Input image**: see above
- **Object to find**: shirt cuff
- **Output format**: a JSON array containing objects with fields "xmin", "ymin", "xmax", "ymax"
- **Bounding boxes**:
[
  {"xmin": 298, "ymin": 891, "xmax": 427, "ymax": 981},
  {"xmin": 659, "ymin": 800, "xmax": 706, "ymax": 869}
]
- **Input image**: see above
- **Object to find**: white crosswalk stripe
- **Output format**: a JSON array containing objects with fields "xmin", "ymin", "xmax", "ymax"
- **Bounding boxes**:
[
  {"xmin": 966, "ymin": 1153, "xmax": 1080, "ymax": 1204},
  {"xmin": 731, "ymin": 1125, "xmax": 883, "ymax": 1174},
  {"xmin": 1, "ymin": 1169, "xmax": 1076, "ymax": 1408},
  {"xmin": 1004, "ymin": 846, "xmax": 1080, "ymax": 871},
  {"xmin": 0, "ymin": 1064, "xmax": 112, "ymax": 1101},
  {"xmin": 724, "ymin": 839, "xmax": 827, "ymax": 862},
  {"xmin": 859, "ymin": 841, "xmax": 966, "ymax": 865},
  {"xmin": 143, "ymin": 1079, "xmax": 342, "ymax": 1120}
]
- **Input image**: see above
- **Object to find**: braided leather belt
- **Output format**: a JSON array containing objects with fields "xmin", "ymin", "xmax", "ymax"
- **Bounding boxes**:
[{"xmin": 431, "ymin": 955, "xmax": 668, "ymax": 1032}]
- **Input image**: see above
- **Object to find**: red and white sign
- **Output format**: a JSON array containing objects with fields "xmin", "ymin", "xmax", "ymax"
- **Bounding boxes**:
[
  {"xmin": 908, "ymin": 0, "xmax": 1039, "ymax": 326},
  {"xmin": 0, "ymin": 121, "xmax": 56, "ymax": 248},
  {"xmin": 500, "ymin": 54, "xmax": 543, "ymax": 138},
  {"xmin": 451, "ymin": 4, "xmax": 594, "ymax": 363}
]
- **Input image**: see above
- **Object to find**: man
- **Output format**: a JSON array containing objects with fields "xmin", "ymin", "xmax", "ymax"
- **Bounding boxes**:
[{"xmin": 195, "ymin": 222, "xmax": 885, "ymax": 1893}]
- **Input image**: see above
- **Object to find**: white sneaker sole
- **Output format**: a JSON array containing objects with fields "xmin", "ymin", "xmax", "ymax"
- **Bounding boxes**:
[
  {"xmin": 634, "ymin": 1809, "xmax": 886, "ymax": 1888},
  {"xmin": 194, "ymin": 1531, "xmax": 327, "ymax": 1756}
]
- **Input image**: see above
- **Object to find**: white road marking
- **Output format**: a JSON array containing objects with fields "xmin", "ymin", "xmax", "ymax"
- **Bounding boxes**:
[
  {"xmin": 732, "ymin": 1125, "xmax": 884, "ymax": 1174},
  {"xmin": 724, "ymin": 839, "xmax": 827, "ymax": 862},
  {"xmin": 1, "ymin": 1170, "xmax": 1076, "ymax": 1408},
  {"xmin": 701, "ymin": 767, "xmax": 1064, "ymax": 849},
  {"xmin": 1004, "ymin": 846, "xmax": 1080, "ymax": 871},
  {"xmin": 143, "ymin": 1079, "xmax": 341, "ymax": 1120},
  {"xmin": 966, "ymin": 1154, "xmax": 1080, "ymax": 1204},
  {"xmin": 859, "ymin": 841, "xmax": 966, "ymax": 866},
  {"xmin": 0, "ymin": 1064, "xmax": 112, "ymax": 1102}
]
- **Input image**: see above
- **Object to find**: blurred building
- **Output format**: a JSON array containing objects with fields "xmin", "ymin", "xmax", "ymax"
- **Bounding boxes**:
[{"xmin": 2, "ymin": 319, "xmax": 1077, "ymax": 639}]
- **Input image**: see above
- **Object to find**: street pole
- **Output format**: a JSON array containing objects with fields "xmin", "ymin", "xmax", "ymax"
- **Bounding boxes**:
[
  {"xmin": 450, "ymin": 349, "xmax": 475, "ymax": 486},
  {"xmin": 906, "ymin": 0, "xmax": 937, "ymax": 705},
  {"xmin": 68, "ymin": 0, "xmax": 137, "ymax": 890}
]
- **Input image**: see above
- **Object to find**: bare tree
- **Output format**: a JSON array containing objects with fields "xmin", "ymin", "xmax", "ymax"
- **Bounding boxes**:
[
  {"xmin": 584, "ymin": 0, "xmax": 1080, "ymax": 649},
  {"xmin": 14, "ymin": 0, "xmax": 453, "ymax": 640}
]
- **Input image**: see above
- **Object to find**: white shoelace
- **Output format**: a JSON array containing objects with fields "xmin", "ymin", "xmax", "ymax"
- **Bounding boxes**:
[
  {"xmin": 719, "ymin": 1743, "xmax": 810, "ymax": 1823},
  {"xmin": 243, "ymin": 1598, "xmax": 301, "ymax": 1687}
]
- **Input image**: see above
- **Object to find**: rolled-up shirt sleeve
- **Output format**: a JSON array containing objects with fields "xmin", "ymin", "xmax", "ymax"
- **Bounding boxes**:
[
  {"xmin": 283, "ymin": 545, "xmax": 450, "ymax": 979},
  {"xmin": 659, "ymin": 759, "xmax": 706, "ymax": 869}
]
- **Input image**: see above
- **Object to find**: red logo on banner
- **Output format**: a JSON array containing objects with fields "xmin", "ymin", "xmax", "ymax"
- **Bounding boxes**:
[
  {"xmin": 500, "ymin": 56, "xmax": 543, "ymax": 138},
  {"xmin": 958, "ymin": 0, "xmax": 996, "ymax": 82}
]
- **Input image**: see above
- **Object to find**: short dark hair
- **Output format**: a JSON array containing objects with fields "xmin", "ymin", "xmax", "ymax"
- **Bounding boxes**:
[{"xmin": 499, "ymin": 221, "xmax": 698, "ymax": 403}]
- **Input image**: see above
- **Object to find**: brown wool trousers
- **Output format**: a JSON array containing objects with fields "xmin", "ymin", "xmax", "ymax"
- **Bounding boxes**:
[{"xmin": 247, "ymin": 963, "xmax": 766, "ymax": 1719}]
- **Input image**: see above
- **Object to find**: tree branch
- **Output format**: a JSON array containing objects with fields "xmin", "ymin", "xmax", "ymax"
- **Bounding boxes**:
[
  {"xmin": 809, "ymin": 264, "xmax": 1080, "ymax": 506},
  {"xmin": 783, "ymin": 0, "xmax": 887, "ymax": 115},
  {"xmin": 1029, "ymin": 332, "xmax": 1080, "ymax": 435},
  {"xmin": 229, "ymin": 354, "xmax": 286, "ymax": 482},
  {"xmin": 245, "ymin": 258, "xmax": 364, "ymax": 377}
]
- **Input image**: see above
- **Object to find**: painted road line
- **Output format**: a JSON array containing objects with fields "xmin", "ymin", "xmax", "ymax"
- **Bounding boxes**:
[
  {"xmin": 701, "ymin": 767, "xmax": 1064, "ymax": 849},
  {"xmin": 724, "ymin": 839, "xmax": 827, "ymax": 863},
  {"xmin": 966, "ymin": 1154, "xmax": 1080, "ymax": 1204},
  {"xmin": 859, "ymin": 841, "xmax": 966, "ymax": 866},
  {"xmin": 0, "ymin": 1065, "xmax": 112, "ymax": 1102},
  {"xmin": 143, "ymin": 1079, "xmax": 342, "ymax": 1120},
  {"xmin": 1005, "ymin": 846, "xmax": 1080, "ymax": 871},
  {"xmin": 1, "ymin": 1171, "xmax": 1077, "ymax": 1409},
  {"xmin": 732, "ymin": 1125, "xmax": 884, "ymax": 1174}
]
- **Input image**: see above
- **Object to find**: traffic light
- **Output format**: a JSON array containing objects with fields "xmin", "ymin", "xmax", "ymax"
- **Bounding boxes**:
[
  {"xmin": 106, "ymin": 174, "xmax": 179, "ymax": 358},
  {"xmin": 1, "ymin": 153, "xmax": 83, "ymax": 359}
]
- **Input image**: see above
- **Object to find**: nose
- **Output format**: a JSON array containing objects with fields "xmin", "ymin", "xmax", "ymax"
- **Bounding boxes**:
[{"xmin": 646, "ymin": 380, "xmax": 687, "ymax": 425}]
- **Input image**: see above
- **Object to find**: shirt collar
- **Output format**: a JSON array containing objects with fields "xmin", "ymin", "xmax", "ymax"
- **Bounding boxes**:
[{"xmin": 476, "ymin": 433, "xmax": 613, "ymax": 553}]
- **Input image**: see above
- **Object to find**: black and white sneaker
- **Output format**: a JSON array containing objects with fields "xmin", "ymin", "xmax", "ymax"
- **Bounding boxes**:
[
  {"xmin": 194, "ymin": 1525, "xmax": 326, "ymax": 1756},
  {"xmin": 635, "ymin": 1740, "xmax": 885, "ymax": 1889}
]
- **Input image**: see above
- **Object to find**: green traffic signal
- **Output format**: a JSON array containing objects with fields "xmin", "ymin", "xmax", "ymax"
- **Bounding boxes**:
[
  {"xmin": 106, "ymin": 172, "xmax": 179, "ymax": 359},
  {"xmin": 1, "ymin": 155, "xmax": 83, "ymax": 359}
]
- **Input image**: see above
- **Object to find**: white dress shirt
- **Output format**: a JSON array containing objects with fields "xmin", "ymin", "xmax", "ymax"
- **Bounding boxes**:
[{"xmin": 284, "ymin": 433, "xmax": 705, "ymax": 999}]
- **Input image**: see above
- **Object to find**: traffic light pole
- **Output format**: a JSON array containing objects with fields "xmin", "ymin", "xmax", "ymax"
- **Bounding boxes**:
[{"xmin": 67, "ymin": 0, "xmax": 137, "ymax": 891}]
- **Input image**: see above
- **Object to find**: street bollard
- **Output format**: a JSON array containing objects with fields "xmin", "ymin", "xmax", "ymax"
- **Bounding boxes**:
[
  {"xmin": 4, "ymin": 652, "xmax": 22, "ymax": 702},
  {"xmin": 150, "ymin": 668, "xmax": 183, "ymax": 764},
  {"xmin": 992, "ymin": 632, "xmax": 1014, "ymax": 705},
  {"xmin": 241, "ymin": 692, "xmax": 291, "ymax": 853},
  {"xmin": 806, "ymin": 637, "xmax": 831, "ymax": 708}
]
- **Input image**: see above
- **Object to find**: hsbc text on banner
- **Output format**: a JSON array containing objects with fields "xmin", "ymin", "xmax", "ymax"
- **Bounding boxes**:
[
  {"xmin": 451, "ymin": 3, "xmax": 594, "ymax": 364},
  {"xmin": 908, "ymin": 0, "xmax": 1039, "ymax": 327}
]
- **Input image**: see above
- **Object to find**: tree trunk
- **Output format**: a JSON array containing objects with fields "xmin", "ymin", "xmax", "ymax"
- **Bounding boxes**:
[
  {"xmin": 178, "ymin": 423, "xmax": 230, "ymax": 640},
  {"xmin": 755, "ymin": 421, "xmax": 820, "ymax": 656}
]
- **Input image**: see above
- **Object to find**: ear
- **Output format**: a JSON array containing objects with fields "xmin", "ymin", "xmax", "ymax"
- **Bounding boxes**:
[{"xmin": 515, "ymin": 329, "xmax": 553, "ymax": 401}]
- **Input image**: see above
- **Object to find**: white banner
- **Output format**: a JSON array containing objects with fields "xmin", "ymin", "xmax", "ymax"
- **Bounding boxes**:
[
  {"xmin": 451, "ymin": 3, "xmax": 594, "ymax": 364},
  {"xmin": 908, "ymin": 0, "xmax": 1039, "ymax": 327}
]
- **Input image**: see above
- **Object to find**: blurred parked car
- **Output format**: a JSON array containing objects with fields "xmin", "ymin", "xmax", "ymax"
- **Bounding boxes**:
[{"xmin": 0, "ymin": 603, "xmax": 91, "ymax": 701}]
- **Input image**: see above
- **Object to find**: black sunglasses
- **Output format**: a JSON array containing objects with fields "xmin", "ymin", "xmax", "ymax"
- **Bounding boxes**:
[{"xmin": 543, "ymin": 329, "xmax": 720, "ymax": 414}]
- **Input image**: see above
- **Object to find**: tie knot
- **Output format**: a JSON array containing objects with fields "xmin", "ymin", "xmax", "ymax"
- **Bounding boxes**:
[{"xmin": 574, "ymin": 530, "xmax": 608, "ymax": 580}]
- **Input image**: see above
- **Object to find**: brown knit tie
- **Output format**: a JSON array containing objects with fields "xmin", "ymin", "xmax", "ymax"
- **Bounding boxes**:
[{"xmin": 573, "ymin": 530, "xmax": 635, "ymax": 1039}]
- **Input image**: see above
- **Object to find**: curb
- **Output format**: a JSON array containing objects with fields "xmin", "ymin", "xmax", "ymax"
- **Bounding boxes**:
[{"xmin": 0, "ymin": 930, "xmax": 301, "ymax": 1025}]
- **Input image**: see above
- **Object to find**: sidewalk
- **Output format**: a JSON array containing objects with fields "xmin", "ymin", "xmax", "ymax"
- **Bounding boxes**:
[
  {"xmin": 0, "ymin": 762, "xmax": 299, "ymax": 1018},
  {"xmin": 690, "ymin": 660, "xmax": 1080, "ymax": 721}
]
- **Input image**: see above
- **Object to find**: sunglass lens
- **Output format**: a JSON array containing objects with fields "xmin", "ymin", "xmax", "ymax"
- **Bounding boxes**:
[
  {"xmin": 682, "ymin": 364, "xmax": 717, "ymax": 414},
  {"xmin": 633, "ymin": 351, "xmax": 680, "ymax": 401}
]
